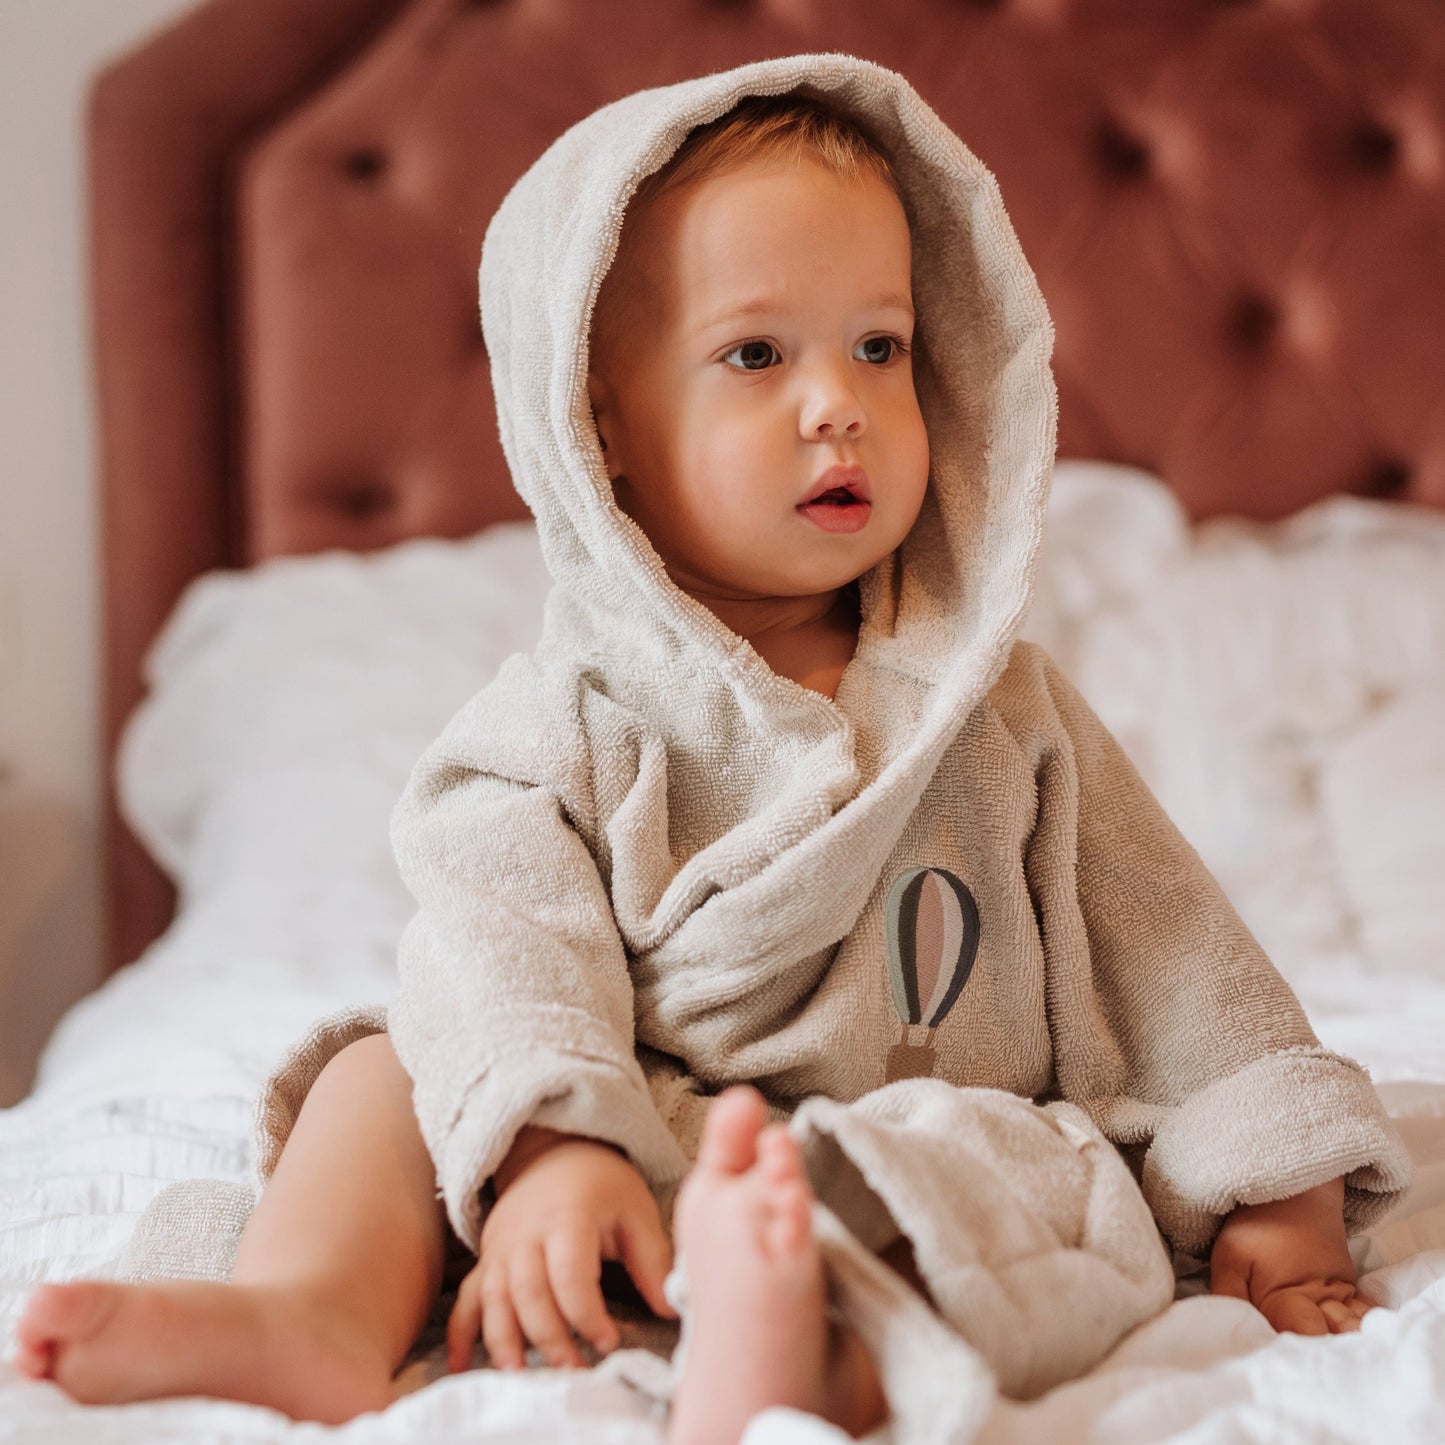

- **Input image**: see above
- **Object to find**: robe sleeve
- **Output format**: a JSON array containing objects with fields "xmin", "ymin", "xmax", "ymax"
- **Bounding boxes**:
[
  {"xmin": 1024, "ymin": 651, "xmax": 1413, "ymax": 1255},
  {"xmin": 386, "ymin": 737, "xmax": 689, "ymax": 1252}
]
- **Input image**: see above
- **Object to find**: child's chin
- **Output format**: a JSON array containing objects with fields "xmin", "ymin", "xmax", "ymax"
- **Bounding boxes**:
[{"xmin": 768, "ymin": 561, "xmax": 877, "ymax": 597}]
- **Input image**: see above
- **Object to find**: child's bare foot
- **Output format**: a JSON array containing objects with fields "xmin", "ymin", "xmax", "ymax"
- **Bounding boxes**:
[
  {"xmin": 667, "ymin": 1087, "xmax": 886, "ymax": 1445},
  {"xmin": 11, "ymin": 1278, "xmax": 395, "ymax": 1423}
]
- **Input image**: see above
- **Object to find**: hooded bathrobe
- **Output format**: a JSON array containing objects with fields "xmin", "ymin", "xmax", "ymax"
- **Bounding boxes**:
[{"xmin": 242, "ymin": 52, "xmax": 1411, "ymax": 1427}]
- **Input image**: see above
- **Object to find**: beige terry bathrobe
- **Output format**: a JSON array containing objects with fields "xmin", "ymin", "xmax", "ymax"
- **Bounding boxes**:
[{"xmin": 242, "ymin": 52, "xmax": 1411, "ymax": 1432}]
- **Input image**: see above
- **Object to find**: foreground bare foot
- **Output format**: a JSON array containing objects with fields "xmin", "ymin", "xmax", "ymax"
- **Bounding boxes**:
[
  {"xmin": 667, "ymin": 1087, "xmax": 886, "ymax": 1445},
  {"xmin": 12, "ymin": 1279, "xmax": 395, "ymax": 1423}
]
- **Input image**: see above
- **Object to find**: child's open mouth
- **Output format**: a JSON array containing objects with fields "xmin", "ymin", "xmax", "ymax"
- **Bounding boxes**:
[
  {"xmin": 797, "ymin": 469, "xmax": 873, "ymax": 534},
  {"xmin": 798, "ymin": 489, "xmax": 872, "ymax": 533}
]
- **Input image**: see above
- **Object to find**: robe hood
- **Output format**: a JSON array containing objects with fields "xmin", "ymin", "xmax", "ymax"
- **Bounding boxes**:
[{"xmin": 479, "ymin": 53, "xmax": 1057, "ymax": 755}]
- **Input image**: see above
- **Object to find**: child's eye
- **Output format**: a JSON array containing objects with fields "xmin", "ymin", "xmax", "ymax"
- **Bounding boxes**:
[
  {"xmin": 855, "ymin": 335, "xmax": 909, "ymax": 364},
  {"xmin": 723, "ymin": 340, "xmax": 780, "ymax": 371}
]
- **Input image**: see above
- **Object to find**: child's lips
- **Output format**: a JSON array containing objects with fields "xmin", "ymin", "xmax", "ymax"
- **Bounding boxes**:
[
  {"xmin": 801, "ymin": 465, "xmax": 872, "ymax": 505},
  {"xmin": 797, "ymin": 497, "xmax": 873, "ymax": 533},
  {"xmin": 797, "ymin": 466, "xmax": 873, "ymax": 533}
]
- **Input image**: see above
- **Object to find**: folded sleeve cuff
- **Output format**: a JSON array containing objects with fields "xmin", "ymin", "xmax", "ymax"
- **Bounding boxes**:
[{"xmin": 1140, "ymin": 1046, "xmax": 1415, "ymax": 1256}]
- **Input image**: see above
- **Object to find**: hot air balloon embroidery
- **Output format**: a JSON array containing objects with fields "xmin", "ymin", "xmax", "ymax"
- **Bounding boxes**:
[{"xmin": 884, "ymin": 866, "xmax": 981, "ymax": 1082}]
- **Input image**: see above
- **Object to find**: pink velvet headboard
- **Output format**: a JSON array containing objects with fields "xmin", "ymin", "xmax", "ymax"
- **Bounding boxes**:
[{"xmin": 90, "ymin": 0, "xmax": 1445, "ymax": 976}]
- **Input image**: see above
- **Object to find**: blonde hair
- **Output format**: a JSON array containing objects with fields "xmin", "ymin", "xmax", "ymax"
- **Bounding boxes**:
[{"xmin": 633, "ymin": 92, "xmax": 901, "ymax": 208}]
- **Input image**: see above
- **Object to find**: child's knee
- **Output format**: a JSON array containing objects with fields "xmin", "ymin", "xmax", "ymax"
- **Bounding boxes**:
[{"xmin": 315, "ymin": 1030, "xmax": 405, "ymax": 1097}]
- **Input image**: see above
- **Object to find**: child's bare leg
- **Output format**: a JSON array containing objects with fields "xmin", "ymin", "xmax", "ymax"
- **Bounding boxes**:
[
  {"xmin": 668, "ymin": 1088, "xmax": 888, "ymax": 1445},
  {"xmin": 13, "ymin": 1033, "xmax": 446, "ymax": 1423}
]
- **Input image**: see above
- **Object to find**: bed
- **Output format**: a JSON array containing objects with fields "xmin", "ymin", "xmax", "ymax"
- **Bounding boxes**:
[{"xmin": 4, "ymin": 0, "xmax": 1445, "ymax": 1440}]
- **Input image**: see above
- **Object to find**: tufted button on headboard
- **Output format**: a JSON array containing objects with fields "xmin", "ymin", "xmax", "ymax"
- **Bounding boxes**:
[{"xmin": 93, "ymin": 0, "xmax": 1445, "ymax": 972}]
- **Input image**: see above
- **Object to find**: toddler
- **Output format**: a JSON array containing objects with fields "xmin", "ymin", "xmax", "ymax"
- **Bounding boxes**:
[{"xmin": 16, "ymin": 54, "xmax": 1412, "ymax": 1445}]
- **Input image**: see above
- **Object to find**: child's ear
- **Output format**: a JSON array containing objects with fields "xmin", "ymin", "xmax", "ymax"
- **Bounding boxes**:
[
  {"xmin": 587, "ymin": 370, "xmax": 635, "ymax": 511},
  {"xmin": 586, "ymin": 370, "xmax": 616, "ymax": 468}
]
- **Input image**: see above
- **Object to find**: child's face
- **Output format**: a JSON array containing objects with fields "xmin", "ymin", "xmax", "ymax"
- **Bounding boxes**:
[{"xmin": 587, "ymin": 155, "xmax": 929, "ymax": 605}]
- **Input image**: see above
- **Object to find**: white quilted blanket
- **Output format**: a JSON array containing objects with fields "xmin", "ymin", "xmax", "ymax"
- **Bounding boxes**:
[{"xmin": 3, "ymin": 463, "xmax": 1444, "ymax": 1443}]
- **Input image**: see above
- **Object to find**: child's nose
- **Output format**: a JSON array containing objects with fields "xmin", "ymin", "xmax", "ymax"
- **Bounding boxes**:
[{"xmin": 799, "ymin": 363, "xmax": 866, "ymax": 441}]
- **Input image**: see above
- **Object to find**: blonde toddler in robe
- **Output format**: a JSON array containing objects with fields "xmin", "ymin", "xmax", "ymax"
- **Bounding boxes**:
[{"xmin": 15, "ymin": 55, "xmax": 1412, "ymax": 1445}]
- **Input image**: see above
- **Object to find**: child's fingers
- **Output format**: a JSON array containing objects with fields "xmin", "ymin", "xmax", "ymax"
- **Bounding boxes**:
[
  {"xmin": 1321, "ymin": 1298, "xmax": 1363, "ymax": 1333},
  {"xmin": 545, "ymin": 1228, "xmax": 618, "ymax": 1355},
  {"xmin": 509, "ymin": 1245, "xmax": 585, "ymax": 1368},
  {"xmin": 618, "ymin": 1214, "xmax": 677, "ymax": 1319},
  {"xmin": 1261, "ymin": 1289, "xmax": 1330, "ymax": 1337},
  {"xmin": 479, "ymin": 1269, "xmax": 526, "ymax": 1370},
  {"xmin": 445, "ymin": 1272, "xmax": 484, "ymax": 1373}
]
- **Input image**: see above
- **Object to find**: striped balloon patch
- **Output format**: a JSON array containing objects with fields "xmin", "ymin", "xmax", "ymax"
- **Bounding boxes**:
[{"xmin": 884, "ymin": 866, "xmax": 981, "ymax": 1030}]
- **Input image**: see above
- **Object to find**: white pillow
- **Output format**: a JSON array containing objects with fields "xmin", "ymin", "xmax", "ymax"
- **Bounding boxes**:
[
  {"xmin": 117, "ymin": 522, "xmax": 550, "ymax": 902},
  {"xmin": 1319, "ymin": 679, "xmax": 1445, "ymax": 978}
]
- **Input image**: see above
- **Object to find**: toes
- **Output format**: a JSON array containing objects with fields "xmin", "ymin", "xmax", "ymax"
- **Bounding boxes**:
[
  {"xmin": 16, "ymin": 1283, "xmax": 117, "ymax": 1353},
  {"xmin": 9, "ymin": 1334, "xmax": 56, "ymax": 1380},
  {"xmin": 697, "ymin": 1087, "xmax": 767, "ymax": 1175},
  {"xmin": 763, "ymin": 1180, "xmax": 814, "ymax": 1261},
  {"xmin": 756, "ymin": 1124, "xmax": 808, "ymax": 1189}
]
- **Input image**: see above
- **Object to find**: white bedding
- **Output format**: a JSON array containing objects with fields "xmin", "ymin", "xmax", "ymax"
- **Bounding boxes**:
[{"xmin": 3, "ymin": 461, "xmax": 1444, "ymax": 1443}]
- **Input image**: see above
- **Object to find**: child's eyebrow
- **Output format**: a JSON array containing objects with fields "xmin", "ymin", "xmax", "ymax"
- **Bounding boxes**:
[{"xmin": 694, "ymin": 292, "xmax": 915, "ymax": 334}]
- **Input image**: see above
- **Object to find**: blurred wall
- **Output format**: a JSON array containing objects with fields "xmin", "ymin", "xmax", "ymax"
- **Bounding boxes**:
[{"xmin": 0, "ymin": 0, "xmax": 199, "ymax": 1104}]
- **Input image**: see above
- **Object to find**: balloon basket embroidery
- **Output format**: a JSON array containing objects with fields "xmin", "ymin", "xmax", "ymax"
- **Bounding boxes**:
[
  {"xmin": 887, "ymin": 1023, "xmax": 939, "ymax": 1080},
  {"xmin": 883, "ymin": 866, "xmax": 981, "ymax": 1085}
]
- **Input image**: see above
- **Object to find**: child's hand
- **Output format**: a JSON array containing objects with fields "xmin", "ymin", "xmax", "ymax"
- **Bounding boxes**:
[
  {"xmin": 447, "ymin": 1126, "xmax": 676, "ymax": 1371},
  {"xmin": 1209, "ymin": 1176, "xmax": 1376, "ymax": 1335}
]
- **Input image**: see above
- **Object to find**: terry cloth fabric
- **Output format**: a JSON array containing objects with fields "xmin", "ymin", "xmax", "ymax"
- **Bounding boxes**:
[
  {"xmin": 225, "ymin": 51, "xmax": 1409, "ymax": 1413},
  {"xmin": 119, "ymin": 1178, "xmax": 256, "ymax": 1286}
]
